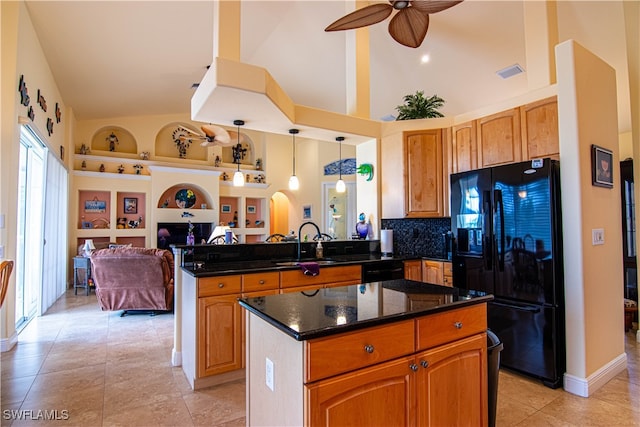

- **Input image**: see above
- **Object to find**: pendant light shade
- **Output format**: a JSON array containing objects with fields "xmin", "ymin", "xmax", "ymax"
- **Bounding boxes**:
[
  {"xmin": 335, "ymin": 136, "xmax": 346, "ymax": 193},
  {"xmin": 232, "ymin": 120, "xmax": 245, "ymax": 187},
  {"xmin": 288, "ymin": 129, "xmax": 299, "ymax": 190}
]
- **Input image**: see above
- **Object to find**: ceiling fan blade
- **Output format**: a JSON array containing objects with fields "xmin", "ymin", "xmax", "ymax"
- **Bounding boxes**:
[
  {"xmin": 325, "ymin": 3, "xmax": 393, "ymax": 31},
  {"xmin": 410, "ymin": 0, "xmax": 464, "ymax": 15},
  {"xmin": 198, "ymin": 124, "xmax": 236, "ymax": 147},
  {"xmin": 177, "ymin": 125, "xmax": 202, "ymax": 136},
  {"xmin": 389, "ymin": 7, "xmax": 429, "ymax": 48}
]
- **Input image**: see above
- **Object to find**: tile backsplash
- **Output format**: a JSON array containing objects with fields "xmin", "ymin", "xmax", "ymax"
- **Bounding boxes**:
[{"xmin": 381, "ymin": 217, "xmax": 451, "ymax": 259}]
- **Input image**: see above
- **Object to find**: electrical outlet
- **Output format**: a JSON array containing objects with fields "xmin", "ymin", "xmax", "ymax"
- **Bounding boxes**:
[
  {"xmin": 592, "ymin": 228, "xmax": 605, "ymax": 245},
  {"xmin": 265, "ymin": 357, "xmax": 274, "ymax": 391}
]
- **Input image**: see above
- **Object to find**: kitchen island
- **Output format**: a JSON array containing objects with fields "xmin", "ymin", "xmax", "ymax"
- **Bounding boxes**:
[{"xmin": 239, "ymin": 279, "xmax": 492, "ymax": 426}]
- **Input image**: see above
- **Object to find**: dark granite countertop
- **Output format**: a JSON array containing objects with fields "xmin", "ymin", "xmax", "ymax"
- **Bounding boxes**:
[
  {"xmin": 238, "ymin": 279, "xmax": 492, "ymax": 341},
  {"xmin": 181, "ymin": 254, "xmax": 407, "ymax": 277}
]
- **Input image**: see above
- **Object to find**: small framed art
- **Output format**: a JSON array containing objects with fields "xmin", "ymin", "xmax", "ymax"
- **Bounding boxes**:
[
  {"xmin": 591, "ymin": 145, "xmax": 613, "ymax": 188},
  {"xmin": 124, "ymin": 197, "xmax": 138, "ymax": 214}
]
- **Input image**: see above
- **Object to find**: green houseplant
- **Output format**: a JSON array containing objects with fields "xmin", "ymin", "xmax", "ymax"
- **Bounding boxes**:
[{"xmin": 395, "ymin": 91, "xmax": 445, "ymax": 120}]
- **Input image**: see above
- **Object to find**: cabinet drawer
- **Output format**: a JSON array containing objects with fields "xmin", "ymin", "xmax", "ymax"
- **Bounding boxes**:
[
  {"xmin": 416, "ymin": 303, "xmax": 487, "ymax": 350},
  {"xmin": 242, "ymin": 271, "xmax": 279, "ymax": 293},
  {"xmin": 198, "ymin": 275, "xmax": 242, "ymax": 297},
  {"xmin": 305, "ymin": 320, "xmax": 414, "ymax": 383},
  {"xmin": 280, "ymin": 265, "xmax": 361, "ymax": 289}
]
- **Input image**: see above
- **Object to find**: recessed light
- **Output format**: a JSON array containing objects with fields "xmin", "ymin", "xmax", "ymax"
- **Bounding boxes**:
[{"xmin": 420, "ymin": 54, "xmax": 430, "ymax": 64}]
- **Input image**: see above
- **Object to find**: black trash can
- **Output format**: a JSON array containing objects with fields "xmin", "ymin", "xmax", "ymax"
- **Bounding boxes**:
[{"xmin": 487, "ymin": 330, "xmax": 503, "ymax": 427}]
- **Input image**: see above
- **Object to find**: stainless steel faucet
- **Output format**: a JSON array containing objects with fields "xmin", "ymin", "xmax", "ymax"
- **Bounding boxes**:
[{"xmin": 297, "ymin": 221, "xmax": 322, "ymax": 260}]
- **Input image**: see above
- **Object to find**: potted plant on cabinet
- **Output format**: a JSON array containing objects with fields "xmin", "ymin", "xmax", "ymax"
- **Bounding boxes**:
[{"xmin": 395, "ymin": 91, "xmax": 445, "ymax": 120}]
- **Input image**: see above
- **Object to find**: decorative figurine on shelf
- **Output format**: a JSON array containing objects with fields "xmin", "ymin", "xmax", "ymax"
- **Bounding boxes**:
[
  {"xmin": 161, "ymin": 198, "xmax": 169, "ymax": 208},
  {"xmin": 246, "ymin": 174, "xmax": 251, "ymax": 183},
  {"xmin": 221, "ymin": 172, "xmax": 229, "ymax": 181},
  {"xmin": 117, "ymin": 164, "xmax": 125, "ymax": 174},
  {"xmin": 79, "ymin": 143, "xmax": 90, "ymax": 155},
  {"xmin": 355, "ymin": 212, "xmax": 370, "ymax": 240},
  {"xmin": 99, "ymin": 164, "xmax": 105, "ymax": 172},
  {"xmin": 255, "ymin": 173, "xmax": 266, "ymax": 184},
  {"xmin": 106, "ymin": 132, "xmax": 118, "ymax": 152},
  {"xmin": 81, "ymin": 160, "xmax": 87, "ymax": 170},
  {"xmin": 133, "ymin": 164, "xmax": 143, "ymax": 175},
  {"xmin": 117, "ymin": 218, "xmax": 126, "ymax": 229},
  {"xmin": 186, "ymin": 221, "xmax": 195, "ymax": 245},
  {"xmin": 140, "ymin": 151, "xmax": 150, "ymax": 160},
  {"xmin": 255, "ymin": 158, "xmax": 263, "ymax": 171},
  {"xmin": 214, "ymin": 155, "xmax": 221, "ymax": 167}
]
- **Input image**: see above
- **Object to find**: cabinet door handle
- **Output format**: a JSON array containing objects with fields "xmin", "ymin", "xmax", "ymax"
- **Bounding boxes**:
[
  {"xmin": 364, "ymin": 344, "xmax": 375, "ymax": 354},
  {"xmin": 259, "ymin": 280, "xmax": 265, "ymax": 285},
  {"xmin": 218, "ymin": 283, "xmax": 225, "ymax": 288},
  {"xmin": 409, "ymin": 363, "xmax": 419, "ymax": 372},
  {"xmin": 454, "ymin": 321, "xmax": 463, "ymax": 329},
  {"xmin": 420, "ymin": 360, "xmax": 429, "ymax": 368}
]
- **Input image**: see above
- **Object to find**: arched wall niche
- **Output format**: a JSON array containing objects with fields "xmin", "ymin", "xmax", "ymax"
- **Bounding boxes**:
[
  {"xmin": 157, "ymin": 183, "xmax": 213, "ymax": 210},
  {"xmin": 91, "ymin": 126, "xmax": 137, "ymax": 154},
  {"xmin": 155, "ymin": 122, "xmax": 208, "ymax": 161}
]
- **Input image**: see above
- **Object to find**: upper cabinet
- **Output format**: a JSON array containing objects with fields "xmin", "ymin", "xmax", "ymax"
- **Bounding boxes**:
[
  {"xmin": 451, "ymin": 121, "xmax": 477, "ymax": 173},
  {"xmin": 404, "ymin": 130, "xmax": 444, "ymax": 218},
  {"xmin": 476, "ymin": 108, "xmax": 522, "ymax": 168},
  {"xmin": 520, "ymin": 96, "xmax": 559, "ymax": 160}
]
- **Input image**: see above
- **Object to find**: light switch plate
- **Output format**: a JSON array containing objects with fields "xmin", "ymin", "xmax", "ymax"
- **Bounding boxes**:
[
  {"xmin": 265, "ymin": 357, "xmax": 274, "ymax": 391},
  {"xmin": 592, "ymin": 228, "xmax": 605, "ymax": 245}
]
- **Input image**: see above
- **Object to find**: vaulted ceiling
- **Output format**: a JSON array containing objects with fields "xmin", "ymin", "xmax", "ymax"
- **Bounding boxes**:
[{"xmin": 24, "ymin": 1, "xmax": 632, "ymax": 136}]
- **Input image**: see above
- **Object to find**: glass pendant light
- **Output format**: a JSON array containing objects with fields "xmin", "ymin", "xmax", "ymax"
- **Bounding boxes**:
[
  {"xmin": 288, "ymin": 129, "xmax": 299, "ymax": 190},
  {"xmin": 232, "ymin": 120, "xmax": 245, "ymax": 187},
  {"xmin": 335, "ymin": 136, "xmax": 346, "ymax": 193}
]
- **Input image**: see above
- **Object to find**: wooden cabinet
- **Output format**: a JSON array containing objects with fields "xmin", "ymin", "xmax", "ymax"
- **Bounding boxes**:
[
  {"xmin": 404, "ymin": 130, "xmax": 444, "ymax": 217},
  {"xmin": 477, "ymin": 108, "xmax": 522, "ymax": 168},
  {"xmin": 300, "ymin": 304, "xmax": 488, "ymax": 426},
  {"xmin": 443, "ymin": 261, "xmax": 453, "ymax": 287},
  {"xmin": 404, "ymin": 260, "xmax": 423, "ymax": 281},
  {"xmin": 520, "ymin": 96, "xmax": 559, "ymax": 160},
  {"xmin": 197, "ymin": 294, "xmax": 243, "ymax": 377},
  {"xmin": 280, "ymin": 265, "xmax": 361, "ymax": 292},
  {"xmin": 416, "ymin": 334, "xmax": 487, "ymax": 426},
  {"xmin": 422, "ymin": 260, "xmax": 444, "ymax": 285},
  {"xmin": 306, "ymin": 355, "xmax": 415, "ymax": 427},
  {"xmin": 451, "ymin": 121, "xmax": 478, "ymax": 173}
]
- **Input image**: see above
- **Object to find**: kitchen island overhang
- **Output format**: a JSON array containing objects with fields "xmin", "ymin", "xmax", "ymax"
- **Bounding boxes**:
[{"xmin": 240, "ymin": 279, "xmax": 493, "ymax": 427}]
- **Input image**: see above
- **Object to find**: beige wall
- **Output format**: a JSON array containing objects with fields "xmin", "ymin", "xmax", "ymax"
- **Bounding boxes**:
[
  {"xmin": 557, "ymin": 40, "xmax": 625, "ymax": 395},
  {"xmin": 1, "ymin": 2, "xmax": 70, "ymax": 346}
]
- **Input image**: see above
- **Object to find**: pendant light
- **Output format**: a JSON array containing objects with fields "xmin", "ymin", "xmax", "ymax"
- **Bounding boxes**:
[
  {"xmin": 335, "ymin": 136, "xmax": 346, "ymax": 193},
  {"xmin": 288, "ymin": 129, "xmax": 300, "ymax": 190},
  {"xmin": 232, "ymin": 120, "xmax": 245, "ymax": 187}
]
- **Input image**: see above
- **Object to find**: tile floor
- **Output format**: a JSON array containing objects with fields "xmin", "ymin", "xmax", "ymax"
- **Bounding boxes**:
[{"xmin": 1, "ymin": 290, "xmax": 639, "ymax": 426}]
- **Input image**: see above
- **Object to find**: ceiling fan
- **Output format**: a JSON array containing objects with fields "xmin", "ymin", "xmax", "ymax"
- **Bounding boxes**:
[
  {"xmin": 176, "ymin": 124, "xmax": 244, "ymax": 148},
  {"xmin": 325, "ymin": 0, "xmax": 463, "ymax": 48}
]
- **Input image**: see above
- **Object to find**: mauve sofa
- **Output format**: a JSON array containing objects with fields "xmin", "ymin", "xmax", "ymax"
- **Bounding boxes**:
[{"xmin": 90, "ymin": 247, "xmax": 174, "ymax": 315}]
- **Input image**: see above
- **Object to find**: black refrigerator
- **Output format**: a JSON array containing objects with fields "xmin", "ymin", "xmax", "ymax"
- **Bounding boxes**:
[{"xmin": 450, "ymin": 158, "xmax": 565, "ymax": 388}]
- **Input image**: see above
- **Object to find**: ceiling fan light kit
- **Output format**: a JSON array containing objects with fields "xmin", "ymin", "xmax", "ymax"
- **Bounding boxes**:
[{"xmin": 325, "ymin": 0, "xmax": 464, "ymax": 48}]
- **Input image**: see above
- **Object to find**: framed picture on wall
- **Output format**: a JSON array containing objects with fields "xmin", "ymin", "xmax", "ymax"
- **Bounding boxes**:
[
  {"xmin": 124, "ymin": 197, "xmax": 138, "ymax": 214},
  {"xmin": 591, "ymin": 145, "xmax": 613, "ymax": 188},
  {"xmin": 247, "ymin": 205, "xmax": 256, "ymax": 214},
  {"xmin": 221, "ymin": 204, "xmax": 231, "ymax": 213},
  {"xmin": 84, "ymin": 198, "xmax": 106, "ymax": 213},
  {"xmin": 303, "ymin": 204, "xmax": 312, "ymax": 219}
]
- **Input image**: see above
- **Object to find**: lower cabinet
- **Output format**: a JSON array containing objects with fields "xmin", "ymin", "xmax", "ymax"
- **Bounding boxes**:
[
  {"xmin": 306, "ymin": 334, "xmax": 487, "ymax": 427},
  {"xmin": 306, "ymin": 356, "xmax": 415, "ymax": 426},
  {"xmin": 404, "ymin": 260, "xmax": 423, "ymax": 281},
  {"xmin": 415, "ymin": 334, "xmax": 487, "ymax": 426},
  {"xmin": 197, "ymin": 294, "xmax": 243, "ymax": 377}
]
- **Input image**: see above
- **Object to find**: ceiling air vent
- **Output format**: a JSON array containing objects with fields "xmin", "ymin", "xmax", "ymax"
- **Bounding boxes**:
[{"xmin": 496, "ymin": 64, "xmax": 525, "ymax": 79}]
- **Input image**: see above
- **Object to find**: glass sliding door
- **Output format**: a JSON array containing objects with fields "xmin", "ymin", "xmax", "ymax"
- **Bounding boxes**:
[{"xmin": 16, "ymin": 127, "xmax": 46, "ymax": 330}]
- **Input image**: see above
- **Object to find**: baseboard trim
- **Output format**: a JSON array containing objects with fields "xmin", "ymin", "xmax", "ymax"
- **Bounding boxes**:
[
  {"xmin": 0, "ymin": 332, "xmax": 18, "ymax": 352},
  {"xmin": 171, "ymin": 349, "xmax": 182, "ymax": 367},
  {"xmin": 563, "ymin": 352, "xmax": 628, "ymax": 397}
]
